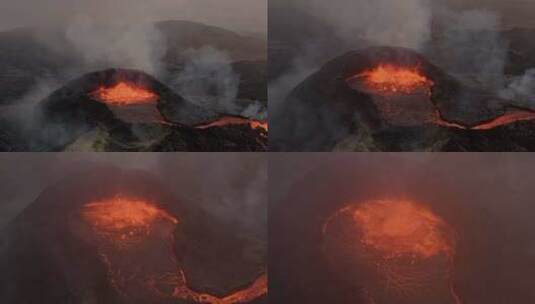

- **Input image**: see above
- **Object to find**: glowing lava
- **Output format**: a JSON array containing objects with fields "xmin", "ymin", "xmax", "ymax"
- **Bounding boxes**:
[
  {"xmin": 323, "ymin": 200, "xmax": 462, "ymax": 304},
  {"xmin": 82, "ymin": 196, "xmax": 178, "ymax": 240},
  {"xmin": 432, "ymin": 109, "xmax": 535, "ymax": 130},
  {"xmin": 169, "ymin": 271, "xmax": 268, "ymax": 304},
  {"xmin": 82, "ymin": 196, "xmax": 266, "ymax": 304},
  {"xmin": 352, "ymin": 65, "xmax": 434, "ymax": 94},
  {"xmin": 92, "ymin": 82, "xmax": 158, "ymax": 105},
  {"xmin": 353, "ymin": 200, "xmax": 453, "ymax": 259},
  {"xmin": 196, "ymin": 116, "xmax": 268, "ymax": 132}
]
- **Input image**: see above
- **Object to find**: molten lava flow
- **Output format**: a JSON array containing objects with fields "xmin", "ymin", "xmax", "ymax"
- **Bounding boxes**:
[
  {"xmin": 353, "ymin": 200, "xmax": 452, "ymax": 259},
  {"xmin": 352, "ymin": 64, "xmax": 434, "ymax": 94},
  {"xmin": 323, "ymin": 200, "xmax": 462, "ymax": 304},
  {"xmin": 169, "ymin": 272, "xmax": 268, "ymax": 304},
  {"xmin": 250, "ymin": 120, "xmax": 269, "ymax": 132},
  {"xmin": 471, "ymin": 110, "xmax": 535, "ymax": 130},
  {"xmin": 92, "ymin": 82, "xmax": 158, "ymax": 105},
  {"xmin": 221, "ymin": 273, "xmax": 268, "ymax": 303},
  {"xmin": 196, "ymin": 116, "xmax": 268, "ymax": 132},
  {"xmin": 82, "ymin": 196, "xmax": 178, "ymax": 242},
  {"xmin": 432, "ymin": 109, "xmax": 535, "ymax": 130}
]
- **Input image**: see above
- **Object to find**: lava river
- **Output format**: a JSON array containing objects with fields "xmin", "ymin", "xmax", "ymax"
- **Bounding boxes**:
[
  {"xmin": 196, "ymin": 116, "xmax": 268, "ymax": 133},
  {"xmin": 81, "ymin": 196, "xmax": 267, "ymax": 304},
  {"xmin": 348, "ymin": 64, "xmax": 535, "ymax": 130}
]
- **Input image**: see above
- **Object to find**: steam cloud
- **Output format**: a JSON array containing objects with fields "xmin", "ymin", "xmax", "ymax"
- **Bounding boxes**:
[
  {"xmin": 65, "ymin": 16, "xmax": 166, "ymax": 75},
  {"xmin": 305, "ymin": 0, "xmax": 432, "ymax": 51},
  {"xmin": 172, "ymin": 47, "xmax": 240, "ymax": 114},
  {"xmin": 431, "ymin": 8, "xmax": 508, "ymax": 88},
  {"xmin": 500, "ymin": 69, "xmax": 535, "ymax": 101},
  {"xmin": 3, "ymin": 0, "xmax": 267, "ymax": 78}
]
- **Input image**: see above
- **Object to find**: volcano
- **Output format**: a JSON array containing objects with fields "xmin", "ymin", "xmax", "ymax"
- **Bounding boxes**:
[
  {"xmin": 0, "ymin": 21, "xmax": 267, "ymax": 152},
  {"xmin": 271, "ymin": 46, "xmax": 535, "ymax": 151},
  {"xmin": 25, "ymin": 68, "xmax": 267, "ymax": 152},
  {"xmin": 0, "ymin": 21, "xmax": 266, "ymax": 107},
  {"xmin": 323, "ymin": 200, "xmax": 461, "ymax": 304},
  {"xmin": 0, "ymin": 168, "xmax": 267, "ymax": 304},
  {"xmin": 270, "ymin": 158, "xmax": 535, "ymax": 304}
]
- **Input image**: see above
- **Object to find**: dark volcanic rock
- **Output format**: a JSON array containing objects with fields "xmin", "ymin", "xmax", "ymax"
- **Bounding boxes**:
[
  {"xmin": 154, "ymin": 124, "xmax": 268, "ymax": 152},
  {"xmin": 0, "ymin": 167, "xmax": 266, "ymax": 304},
  {"xmin": 38, "ymin": 68, "xmax": 212, "ymax": 126},
  {"xmin": 272, "ymin": 46, "xmax": 535, "ymax": 152},
  {"xmin": 0, "ymin": 27, "xmax": 79, "ymax": 105}
]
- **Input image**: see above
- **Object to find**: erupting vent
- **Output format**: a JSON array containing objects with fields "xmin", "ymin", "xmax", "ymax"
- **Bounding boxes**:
[
  {"xmin": 82, "ymin": 196, "xmax": 178, "ymax": 241},
  {"xmin": 92, "ymin": 82, "xmax": 159, "ymax": 105},
  {"xmin": 351, "ymin": 65, "xmax": 433, "ymax": 94},
  {"xmin": 354, "ymin": 200, "xmax": 452, "ymax": 259}
]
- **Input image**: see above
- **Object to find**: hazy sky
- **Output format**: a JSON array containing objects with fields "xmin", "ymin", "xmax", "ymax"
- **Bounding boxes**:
[
  {"xmin": 0, "ymin": 153, "xmax": 267, "ymax": 230},
  {"xmin": 0, "ymin": 0, "xmax": 267, "ymax": 33},
  {"xmin": 445, "ymin": 0, "xmax": 535, "ymax": 28}
]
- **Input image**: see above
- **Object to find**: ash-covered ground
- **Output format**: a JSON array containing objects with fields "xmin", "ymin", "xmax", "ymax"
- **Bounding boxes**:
[
  {"xmin": 0, "ymin": 1, "xmax": 267, "ymax": 151},
  {"xmin": 0, "ymin": 153, "xmax": 267, "ymax": 304},
  {"xmin": 269, "ymin": 0, "xmax": 535, "ymax": 151}
]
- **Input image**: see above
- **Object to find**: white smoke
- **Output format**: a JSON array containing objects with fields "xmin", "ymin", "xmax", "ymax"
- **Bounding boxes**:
[
  {"xmin": 500, "ymin": 69, "xmax": 535, "ymax": 101},
  {"xmin": 304, "ymin": 0, "xmax": 432, "ymax": 51},
  {"xmin": 431, "ymin": 8, "xmax": 508, "ymax": 89},
  {"xmin": 65, "ymin": 15, "xmax": 166, "ymax": 75},
  {"xmin": 172, "ymin": 46, "xmax": 240, "ymax": 114}
]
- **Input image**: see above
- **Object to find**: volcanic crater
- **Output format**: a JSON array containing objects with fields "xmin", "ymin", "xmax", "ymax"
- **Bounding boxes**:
[
  {"xmin": 270, "ymin": 158, "xmax": 535, "ymax": 304},
  {"xmin": 30, "ymin": 68, "xmax": 267, "ymax": 152},
  {"xmin": 0, "ymin": 168, "xmax": 267, "ymax": 304},
  {"xmin": 322, "ymin": 200, "xmax": 461, "ymax": 304},
  {"xmin": 272, "ymin": 46, "xmax": 535, "ymax": 151}
]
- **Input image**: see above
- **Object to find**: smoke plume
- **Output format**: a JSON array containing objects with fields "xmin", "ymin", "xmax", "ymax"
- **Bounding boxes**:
[
  {"xmin": 65, "ymin": 16, "xmax": 166, "ymax": 75},
  {"xmin": 172, "ymin": 47, "xmax": 240, "ymax": 114},
  {"xmin": 305, "ymin": 0, "xmax": 432, "ymax": 51}
]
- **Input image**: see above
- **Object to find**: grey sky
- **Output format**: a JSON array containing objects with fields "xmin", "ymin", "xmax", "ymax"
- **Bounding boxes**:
[
  {"xmin": 0, "ymin": 0, "xmax": 267, "ymax": 33},
  {"xmin": 445, "ymin": 0, "xmax": 535, "ymax": 28}
]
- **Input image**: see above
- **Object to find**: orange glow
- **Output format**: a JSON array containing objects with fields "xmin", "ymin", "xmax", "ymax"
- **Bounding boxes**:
[
  {"xmin": 196, "ymin": 116, "xmax": 268, "ymax": 132},
  {"xmin": 250, "ymin": 120, "xmax": 269, "ymax": 132},
  {"xmin": 170, "ymin": 272, "xmax": 268, "ymax": 304},
  {"xmin": 354, "ymin": 200, "xmax": 452, "ymax": 259},
  {"xmin": 353, "ymin": 65, "xmax": 433, "ymax": 94},
  {"xmin": 84, "ymin": 197, "xmax": 267, "ymax": 304},
  {"xmin": 472, "ymin": 110, "xmax": 535, "ymax": 130},
  {"xmin": 323, "ymin": 200, "xmax": 461, "ymax": 303},
  {"xmin": 91, "ymin": 82, "xmax": 158, "ymax": 105},
  {"xmin": 432, "ymin": 109, "xmax": 535, "ymax": 130},
  {"xmin": 82, "ymin": 196, "xmax": 178, "ymax": 240}
]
